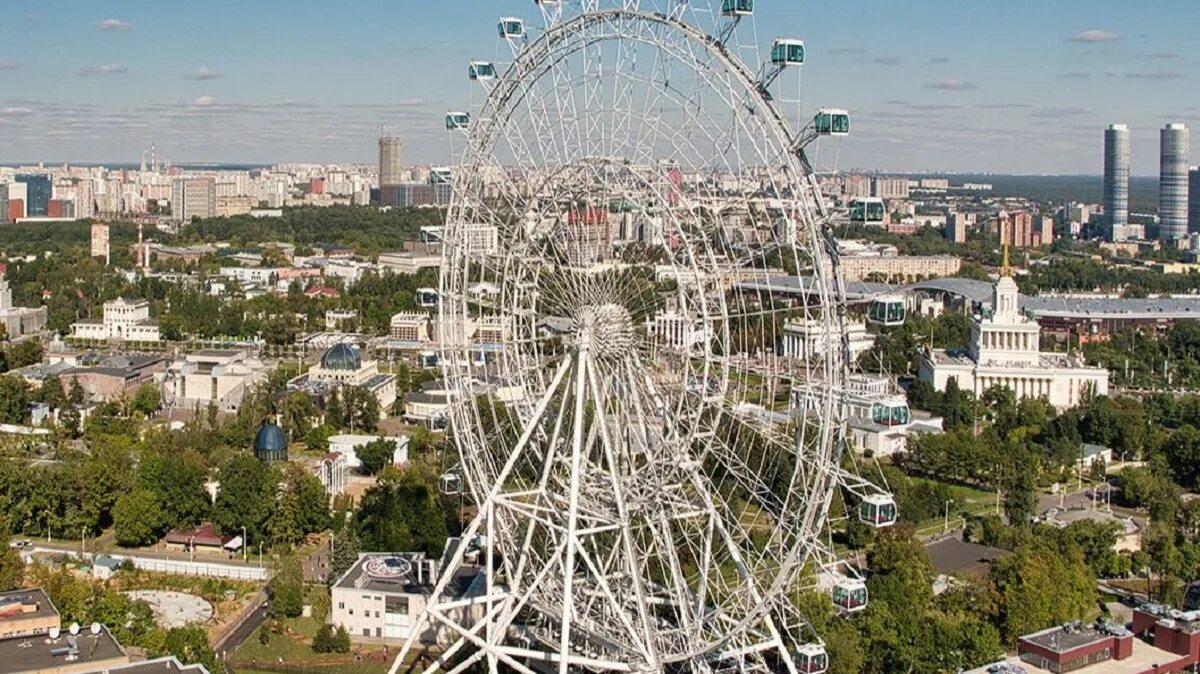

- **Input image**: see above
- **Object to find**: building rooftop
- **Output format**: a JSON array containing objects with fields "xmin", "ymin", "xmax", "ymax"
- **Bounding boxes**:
[
  {"xmin": 967, "ymin": 639, "xmax": 1190, "ymax": 674},
  {"xmin": 925, "ymin": 537, "xmax": 1007, "ymax": 576},
  {"xmin": 90, "ymin": 656, "xmax": 211, "ymax": 674},
  {"xmin": 1022, "ymin": 621, "xmax": 1129, "ymax": 654},
  {"xmin": 334, "ymin": 553, "xmax": 434, "ymax": 595},
  {"xmin": 0, "ymin": 588, "xmax": 57, "ymax": 631},
  {"xmin": 0, "ymin": 623, "xmax": 128, "ymax": 674}
]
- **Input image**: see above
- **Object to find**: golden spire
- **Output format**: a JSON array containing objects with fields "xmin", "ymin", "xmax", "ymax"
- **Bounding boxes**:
[{"xmin": 1001, "ymin": 243, "xmax": 1011, "ymax": 277}]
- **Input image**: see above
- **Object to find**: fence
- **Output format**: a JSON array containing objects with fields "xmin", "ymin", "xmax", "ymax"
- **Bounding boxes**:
[{"xmin": 25, "ymin": 547, "xmax": 269, "ymax": 581}]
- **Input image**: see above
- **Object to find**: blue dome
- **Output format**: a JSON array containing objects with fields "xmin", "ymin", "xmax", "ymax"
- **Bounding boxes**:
[
  {"xmin": 320, "ymin": 343, "xmax": 362, "ymax": 371},
  {"xmin": 253, "ymin": 422, "xmax": 288, "ymax": 462}
]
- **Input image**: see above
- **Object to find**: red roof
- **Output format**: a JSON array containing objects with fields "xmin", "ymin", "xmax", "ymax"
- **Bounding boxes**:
[
  {"xmin": 304, "ymin": 285, "xmax": 340, "ymax": 298},
  {"xmin": 165, "ymin": 522, "xmax": 231, "ymax": 548}
]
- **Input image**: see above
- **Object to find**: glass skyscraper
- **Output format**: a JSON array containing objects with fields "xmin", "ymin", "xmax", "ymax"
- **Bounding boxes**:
[
  {"xmin": 15, "ymin": 174, "xmax": 50, "ymax": 218},
  {"xmin": 1103, "ymin": 124, "xmax": 1130, "ymax": 242},
  {"xmin": 1160, "ymin": 123, "xmax": 1190, "ymax": 241}
]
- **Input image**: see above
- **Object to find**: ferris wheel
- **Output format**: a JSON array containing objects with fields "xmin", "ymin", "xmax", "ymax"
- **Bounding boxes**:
[{"xmin": 393, "ymin": 1, "xmax": 892, "ymax": 672}]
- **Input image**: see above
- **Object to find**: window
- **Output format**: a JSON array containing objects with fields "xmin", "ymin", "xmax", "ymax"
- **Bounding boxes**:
[
  {"xmin": 349, "ymin": 609, "xmax": 354, "ymax": 615},
  {"xmin": 338, "ymin": 602, "xmax": 344, "ymax": 609},
  {"xmin": 363, "ymin": 628, "xmax": 370, "ymax": 637}
]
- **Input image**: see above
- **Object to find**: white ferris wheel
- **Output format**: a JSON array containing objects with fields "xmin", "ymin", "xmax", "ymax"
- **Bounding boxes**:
[{"xmin": 393, "ymin": 1, "xmax": 893, "ymax": 672}]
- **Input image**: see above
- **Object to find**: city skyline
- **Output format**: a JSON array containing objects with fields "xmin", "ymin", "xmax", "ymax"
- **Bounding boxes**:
[{"xmin": 0, "ymin": 0, "xmax": 1197, "ymax": 173}]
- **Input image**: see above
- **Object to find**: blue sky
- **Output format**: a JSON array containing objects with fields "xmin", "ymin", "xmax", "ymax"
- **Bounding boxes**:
[{"xmin": 0, "ymin": 0, "xmax": 1196, "ymax": 173}]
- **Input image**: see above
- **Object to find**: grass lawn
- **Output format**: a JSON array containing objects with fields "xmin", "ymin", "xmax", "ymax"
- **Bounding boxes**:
[{"xmin": 231, "ymin": 586, "xmax": 395, "ymax": 674}]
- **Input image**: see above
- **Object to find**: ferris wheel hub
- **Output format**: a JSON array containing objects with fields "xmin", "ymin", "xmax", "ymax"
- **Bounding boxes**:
[{"xmin": 570, "ymin": 303, "xmax": 633, "ymax": 357}]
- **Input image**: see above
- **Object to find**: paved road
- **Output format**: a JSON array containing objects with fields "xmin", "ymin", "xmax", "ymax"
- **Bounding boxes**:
[{"xmin": 216, "ymin": 592, "xmax": 269, "ymax": 660}]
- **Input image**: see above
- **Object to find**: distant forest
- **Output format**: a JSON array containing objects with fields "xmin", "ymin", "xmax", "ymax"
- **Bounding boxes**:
[{"xmin": 921, "ymin": 174, "xmax": 1160, "ymax": 213}]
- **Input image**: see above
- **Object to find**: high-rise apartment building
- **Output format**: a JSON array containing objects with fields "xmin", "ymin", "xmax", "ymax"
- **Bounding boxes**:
[
  {"xmin": 872, "ymin": 177, "xmax": 909, "ymax": 200},
  {"xmin": 15, "ymin": 175, "xmax": 51, "ymax": 217},
  {"xmin": 0, "ymin": 184, "xmax": 8, "ymax": 224},
  {"xmin": 945, "ymin": 211, "xmax": 971, "ymax": 243},
  {"xmin": 171, "ymin": 177, "xmax": 216, "ymax": 222},
  {"xmin": 379, "ymin": 136, "xmax": 404, "ymax": 207},
  {"xmin": 1103, "ymin": 124, "xmax": 1130, "ymax": 242},
  {"xmin": 1160, "ymin": 123, "xmax": 1190, "ymax": 241},
  {"xmin": 91, "ymin": 223, "xmax": 110, "ymax": 264},
  {"xmin": 1189, "ymin": 167, "xmax": 1200, "ymax": 234}
]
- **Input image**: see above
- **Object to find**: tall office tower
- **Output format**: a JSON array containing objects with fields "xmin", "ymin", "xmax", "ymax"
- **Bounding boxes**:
[
  {"xmin": 170, "ymin": 177, "xmax": 216, "ymax": 222},
  {"xmin": 1189, "ymin": 166, "xmax": 1200, "ymax": 233},
  {"xmin": 15, "ymin": 175, "xmax": 51, "ymax": 217},
  {"xmin": 379, "ymin": 136, "xmax": 404, "ymax": 207},
  {"xmin": 1103, "ymin": 124, "xmax": 1130, "ymax": 242},
  {"xmin": 1160, "ymin": 123, "xmax": 1190, "ymax": 241},
  {"xmin": 0, "ymin": 184, "xmax": 8, "ymax": 224}
]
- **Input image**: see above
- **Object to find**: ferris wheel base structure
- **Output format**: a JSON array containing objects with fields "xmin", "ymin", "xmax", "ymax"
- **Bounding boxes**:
[{"xmin": 390, "ymin": 2, "xmax": 890, "ymax": 673}]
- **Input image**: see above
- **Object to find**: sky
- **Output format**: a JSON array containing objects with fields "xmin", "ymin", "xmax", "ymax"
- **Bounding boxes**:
[{"xmin": 0, "ymin": 0, "xmax": 1197, "ymax": 174}]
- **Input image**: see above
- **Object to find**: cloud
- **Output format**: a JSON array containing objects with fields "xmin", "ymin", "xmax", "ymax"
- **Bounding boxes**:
[
  {"xmin": 874, "ymin": 57, "xmax": 901, "ymax": 66},
  {"xmin": 827, "ymin": 47, "xmax": 866, "ymax": 54},
  {"xmin": 95, "ymin": 18, "xmax": 131, "ymax": 32},
  {"xmin": 1033, "ymin": 106, "xmax": 1091, "ymax": 117},
  {"xmin": 1069, "ymin": 29, "xmax": 1119, "ymax": 43},
  {"xmin": 926, "ymin": 57, "xmax": 951, "ymax": 65},
  {"xmin": 1058, "ymin": 72, "xmax": 1091, "ymax": 79},
  {"xmin": 0, "ymin": 106, "xmax": 33, "ymax": 117},
  {"xmin": 882, "ymin": 100, "xmax": 911, "ymax": 106},
  {"xmin": 0, "ymin": 60, "xmax": 16, "ymax": 71},
  {"xmin": 911, "ymin": 104, "xmax": 962, "ymax": 111},
  {"xmin": 192, "ymin": 96, "xmax": 216, "ymax": 107},
  {"xmin": 1124, "ymin": 71, "xmax": 1183, "ymax": 81},
  {"xmin": 1140, "ymin": 52, "xmax": 1178, "ymax": 59},
  {"xmin": 185, "ymin": 66, "xmax": 221, "ymax": 80},
  {"xmin": 924, "ymin": 78, "xmax": 977, "ymax": 91},
  {"xmin": 976, "ymin": 103, "xmax": 1032, "ymax": 109},
  {"xmin": 78, "ymin": 64, "xmax": 127, "ymax": 77}
]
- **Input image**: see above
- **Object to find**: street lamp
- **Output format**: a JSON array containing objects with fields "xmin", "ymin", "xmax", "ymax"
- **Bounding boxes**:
[
  {"xmin": 242, "ymin": 527, "xmax": 247, "ymax": 562},
  {"xmin": 943, "ymin": 499, "xmax": 955, "ymax": 533}
]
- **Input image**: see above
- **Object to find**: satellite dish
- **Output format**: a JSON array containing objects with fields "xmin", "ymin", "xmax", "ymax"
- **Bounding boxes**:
[
  {"xmin": 49, "ymin": 626, "xmax": 60, "ymax": 639},
  {"xmin": 68, "ymin": 622, "xmax": 79, "ymax": 636},
  {"xmin": 89, "ymin": 622, "xmax": 101, "ymax": 635}
]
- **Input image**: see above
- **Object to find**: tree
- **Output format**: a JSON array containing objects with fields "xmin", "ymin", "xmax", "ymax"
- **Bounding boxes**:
[
  {"xmin": 1162, "ymin": 425, "xmax": 1200, "ymax": 490},
  {"xmin": 333, "ymin": 625, "xmax": 351, "ymax": 653},
  {"xmin": 312, "ymin": 624, "xmax": 336, "ymax": 653},
  {"xmin": 7, "ymin": 340, "xmax": 43, "ymax": 369},
  {"xmin": 324, "ymin": 388, "xmax": 345, "ymax": 428},
  {"xmin": 113, "ymin": 489, "xmax": 162, "ymax": 547},
  {"xmin": 67, "ymin": 377, "xmax": 85, "ymax": 405},
  {"xmin": 343, "ymin": 386, "xmax": 380, "ymax": 432},
  {"xmin": 280, "ymin": 391, "xmax": 317, "ymax": 442},
  {"xmin": 130, "ymin": 383, "xmax": 161, "ymax": 416},
  {"xmin": 330, "ymin": 523, "xmax": 362, "ymax": 581},
  {"xmin": 305, "ymin": 423, "xmax": 335, "ymax": 451},
  {"xmin": 268, "ymin": 555, "xmax": 305, "ymax": 619},
  {"xmin": 163, "ymin": 625, "xmax": 218, "ymax": 674},
  {"xmin": 356, "ymin": 471, "xmax": 450, "ymax": 556},
  {"xmin": 940, "ymin": 377, "xmax": 976, "ymax": 431},
  {"xmin": 137, "ymin": 451, "xmax": 212, "ymax": 531},
  {"xmin": 213, "ymin": 454, "xmax": 278, "ymax": 542},
  {"xmin": 0, "ymin": 376, "xmax": 29, "ymax": 424},
  {"xmin": 990, "ymin": 543, "xmax": 1096, "ymax": 643},
  {"xmin": 0, "ymin": 524, "xmax": 23, "ymax": 591},
  {"xmin": 357, "ymin": 438, "xmax": 394, "ymax": 475}
]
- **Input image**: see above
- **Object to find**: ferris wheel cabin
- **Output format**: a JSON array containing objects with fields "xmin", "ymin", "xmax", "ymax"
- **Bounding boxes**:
[
  {"xmin": 416, "ymin": 288, "xmax": 439, "ymax": 308},
  {"xmin": 849, "ymin": 197, "xmax": 885, "ymax": 225},
  {"xmin": 445, "ymin": 111, "xmax": 470, "ymax": 130},
  {"xmin": 813, "ymin": 108, "xmax": 851, "ymax": 136},
  {"xmin": 832, "ymin": 577, "xmax": 868, "ymax": 613},
  {"xmin": 721, "ymin": 0, "xmax": 754, "ymax": 16},
  {"xmin": 858, "ymin": 493, "xmax": 898, "ymax": 528},
  {"xmin": 498, "ymin": 17, "xmax": 525, "ymax": 39},
  {"xmin": 439, "ymin": 472, "xmax": 461, "ymax": 495},
  {"xmin": 794, "ymin": 644, "xmax": 829, "ymax": 674},
  {"xmin": 867, "ymin": 295, "xmax": 906, "ymax": 326},
  {"xmin": 468, "ymin": 61, "xmax": 496, "ymax": 81},
  {"xmin": 770, "ymin": 39, "xmax": 806, "ymax": 66}
]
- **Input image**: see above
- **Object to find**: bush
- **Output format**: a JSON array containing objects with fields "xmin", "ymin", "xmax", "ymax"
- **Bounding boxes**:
[
  {"xmin": 333, "ymin": 625, "xmax": 351, "ymax": 653},
  {"xmin": 312, "ymin": 624, "xmax": 335, "ymax": 653}
]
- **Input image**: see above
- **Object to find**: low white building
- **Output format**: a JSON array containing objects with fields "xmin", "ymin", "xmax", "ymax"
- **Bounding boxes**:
[
  {"xmin": 70, "ymin": 297, "xmax": 161, "ymax": 342},
  {"xmin": 163, "ymin": 349, "xmax": 269, "ymax": 413},
  {"xmin": 917, "ymin": 271, "xmax": 1109, "ymax": 408},
  {"xmin": 0, "ymin": 273, "xmax": 47, "ymax": 339},
  {"xmin": 403, "ymin": 381, "xmax": 451, "ymax": 429},
  {"xmin": 326, "ymin": 309, "xmax": 358, "ymax": 331},
  {"xmin": 330, "ymin": 547, "xmax": 485, "ymax": 643},
  {"xmin": 780, "ymin": 317, "xmax": 875, "ymax": 361},
  {"xmin": 315, "ymin": 452, "xmax": 348, "ymax": 495},
  {"xmin": 389, "ymin": 312, "xmax": 432, "ymax": 342},
  {"xmin": 218, "ymin": 266, "xmax": 275, "ymax": 285},
  {"xmin": 378, "ymin": 251, "xmax": 441, "ymax": 275},
  {"xmin": 328, "ymin": 434, "xmax": 410, "ymax": 472}
]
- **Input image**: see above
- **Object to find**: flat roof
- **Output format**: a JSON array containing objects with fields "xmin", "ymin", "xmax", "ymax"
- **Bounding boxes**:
[
  {"xmin": 0, "ymin": 588, "xmax": 57, "ymax": 627},
  {"xmin": 0, "ymin": 623, "xmax": 127, "ymax": 673},
  {"xmin": 1022, "ymin": 623, "xmax": 1119, "ymax": 653},
  {"xmin": 334, "ymin": 553, "xmax": 431, "ymax": 595},
  {"xmin": 925, "ymin": 537, "xmax": 1006, "ymax": 576},
  {"xmin": 967, "ymin": 639, "xmax": 1191, "ymax": 674},
  {"xmin": 89, "ymin": 656, "xmax": 210, "ymax": 674}
]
